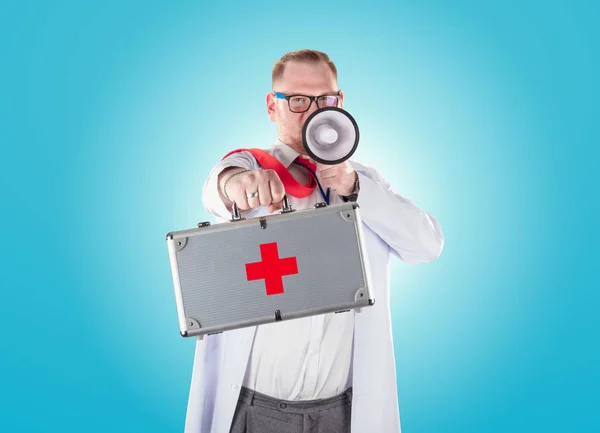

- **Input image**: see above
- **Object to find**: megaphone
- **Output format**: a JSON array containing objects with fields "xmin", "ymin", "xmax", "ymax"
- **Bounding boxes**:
[{"xmin": 302, "ymin": 107, "xmax": 359, "ymax": 165}]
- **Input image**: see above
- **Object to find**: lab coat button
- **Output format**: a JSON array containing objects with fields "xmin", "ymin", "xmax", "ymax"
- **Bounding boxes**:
[{"xmin": 232, "ymin": 385, "xmax": 238, "ymax": 391}]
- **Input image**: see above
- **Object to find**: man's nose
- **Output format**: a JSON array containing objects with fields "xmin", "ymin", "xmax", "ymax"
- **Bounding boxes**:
[
  {"xmin": 307, "ymin": 100, "xmax": 320, "ymax": 115},
  {"xmin": 301, "ymin": 101, "xmax": 320, "ymax": 121}
]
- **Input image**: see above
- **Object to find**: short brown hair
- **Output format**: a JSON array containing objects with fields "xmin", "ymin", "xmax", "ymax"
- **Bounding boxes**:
[{"xmin": 272, "ymin": 49, "xmax": 338, "ymax": 86}]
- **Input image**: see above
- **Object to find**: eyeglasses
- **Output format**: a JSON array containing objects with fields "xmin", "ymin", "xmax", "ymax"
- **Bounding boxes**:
[{"xmin": 273, "ymin": 91, "xmax": 341, "ymax": 113}]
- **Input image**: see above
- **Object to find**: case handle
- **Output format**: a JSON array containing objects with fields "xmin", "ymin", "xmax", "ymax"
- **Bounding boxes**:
[{"xmin": 230, "ymin": 194, "xmax": 294, "ymax": 221}]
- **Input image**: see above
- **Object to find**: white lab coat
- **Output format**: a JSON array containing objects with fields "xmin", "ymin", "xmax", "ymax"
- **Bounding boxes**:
[{"xmin": 184, "ymin": 151, "xmax": 444, "ymax": 433}]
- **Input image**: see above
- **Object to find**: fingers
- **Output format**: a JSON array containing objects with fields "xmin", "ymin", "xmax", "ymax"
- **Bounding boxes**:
[
  {"xmin": 257, "ymin": 180, "xmax": 272, "ymax": 207},
  {"xmin": 226, "ymin": 171, "xmax": 254, "ymax": 210},
  {"xmin": 234, "ymin": 194, "xmax": 250, "ymax": 210},
  {"xmin": 268, "ymin": 200, "xmax": 283, "ymax": 213},
  {"xmin": 315, "ymin": 161, "xmax": 337, "ymax": 179},
  {"xmin": 315, "ymin": 163, "xmax": 356, "ymax": 194},
  {"xmin": 318, "ymin": 167, "xmax": 337, "ymax": 180},
  {"xmin": 316, "ymin": 165, "xmax": 337, "ymax": 189},
  {"xmin": 225, "ymin": 169, "xmax": 285, "ymax": 212},
  {"xmin": 267, "ymin": 172, "xmax": 285, "ymax": 204},
  {"xmin": 266, "ymin": 175, "xmax": 285, "ymax": 213},
  {"xmin": 245, "ymin": 192, "xmax": 260, "ymax": 209}
]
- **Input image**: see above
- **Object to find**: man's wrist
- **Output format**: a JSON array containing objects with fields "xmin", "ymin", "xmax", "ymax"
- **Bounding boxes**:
[{"xmin": 341, "ymin": 172, "xmax": 360, "ymax": 202}]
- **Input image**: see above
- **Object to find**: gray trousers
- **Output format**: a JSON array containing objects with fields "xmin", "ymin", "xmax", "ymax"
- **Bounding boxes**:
[{"xmin": 229, "ymin": 386, "xmax": 352, "ymax": 433}]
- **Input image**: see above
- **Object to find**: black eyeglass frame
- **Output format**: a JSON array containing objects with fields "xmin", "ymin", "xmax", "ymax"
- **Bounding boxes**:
[{"xmin": 272, "ymin": 91, "xmax": 342, "ymax": 113}]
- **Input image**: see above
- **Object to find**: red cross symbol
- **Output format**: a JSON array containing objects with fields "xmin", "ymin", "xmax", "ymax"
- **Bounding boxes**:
[{"xmin": 245, "ymin": 242, "xmax": 298, "ymax": 296}]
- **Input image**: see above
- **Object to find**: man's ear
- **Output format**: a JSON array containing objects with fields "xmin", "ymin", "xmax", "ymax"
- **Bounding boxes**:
[
  {"xmin": 266, "ymin": 92, "xmax": 276, "ymax": 122},
  {"xmin": 338, "ymin": 90, "xmax": 345, "ymax": 109}
]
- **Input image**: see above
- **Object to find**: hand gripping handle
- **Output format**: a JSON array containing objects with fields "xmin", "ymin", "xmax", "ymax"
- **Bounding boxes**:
[{"xmin": 230, "ymin": 193, "xmax": 294, "ymax": 221}]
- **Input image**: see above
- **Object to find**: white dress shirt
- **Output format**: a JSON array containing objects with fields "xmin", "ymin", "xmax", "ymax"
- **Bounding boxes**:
[{"xmin": 203, "ymin": 140, "xmax": 356, "ymax": 401}]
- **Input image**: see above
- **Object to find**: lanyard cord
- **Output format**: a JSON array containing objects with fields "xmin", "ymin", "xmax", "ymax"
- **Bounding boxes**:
[{"xmin": 291, "ymin": 160, "xmax": 331, "ymax": 205}]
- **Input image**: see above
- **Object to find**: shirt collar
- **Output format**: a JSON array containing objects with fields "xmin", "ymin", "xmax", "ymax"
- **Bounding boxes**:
[{"xmin": 273, "ymin": 139, "xmax": 301, "ymax": 168}]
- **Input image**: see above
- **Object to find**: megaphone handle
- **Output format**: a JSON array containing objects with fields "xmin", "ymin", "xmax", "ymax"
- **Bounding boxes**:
[{"xmin": 230, "ymin": 193, "xmax": 293, "ymax": 221}]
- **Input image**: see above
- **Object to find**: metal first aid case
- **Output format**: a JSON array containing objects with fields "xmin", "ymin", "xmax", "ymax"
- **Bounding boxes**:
[{"xmin": 166, "ymin": 198, "xmax": 375, "ymax": 339}]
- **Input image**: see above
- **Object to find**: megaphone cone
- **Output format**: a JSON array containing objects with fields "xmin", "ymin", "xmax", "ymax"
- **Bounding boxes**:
[{"xmin": 302, "ymin": 107, "xmax": 360, "ymax": 165}]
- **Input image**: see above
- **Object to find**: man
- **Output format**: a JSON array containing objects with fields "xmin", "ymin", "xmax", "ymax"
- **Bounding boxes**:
[{"xmin": 185, "ymin": 49, "xmax": 444, "ymax": 433}]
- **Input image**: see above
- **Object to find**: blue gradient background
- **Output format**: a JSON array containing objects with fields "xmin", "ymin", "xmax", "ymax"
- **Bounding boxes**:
[{"xmin": 1, "ymin": 1, "xmax": 598, "ymax": 432}]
